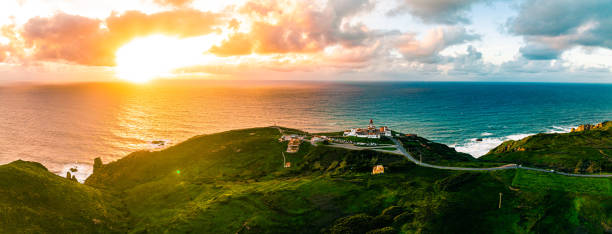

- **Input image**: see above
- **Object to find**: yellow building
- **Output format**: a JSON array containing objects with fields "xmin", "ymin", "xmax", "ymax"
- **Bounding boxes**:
[
  {"xmin": 372, "ymin": 165, "xmax": 384, "ymax": 174},
  {"xmin": 287, "ymin": 138, "xmax": 300, "ymax": 153}
]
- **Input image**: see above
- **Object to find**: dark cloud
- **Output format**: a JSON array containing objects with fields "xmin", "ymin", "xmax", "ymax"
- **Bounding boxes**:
[
  {"xmin": 396, "ymin": 26, "xmax": 480, "ymax": 63},
  {"xmin": 209, "ymin": 0, "xmax": 376, "ymax": 56},
  {"xmin": 20, "ymin": 10, "xmax": 222, "ymax": 66},
  {"xmin": 508, "ymin": 0, "xmax": 612, "ymax": 60},
  {"xmin": 519, "ymin": 43, "xmax": 562, "ymax": 60},
  {"xmin": 388, "ymin": 0, "xmax": 484, "ymax": 24}
]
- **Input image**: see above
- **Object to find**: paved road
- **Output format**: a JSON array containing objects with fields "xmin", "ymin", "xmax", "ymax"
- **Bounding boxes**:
[
  {"xmin": 327, "ymin": 143, "xmax": 402, "ymax": 154},
  {"xmin": 390, "ymin": 138, "xmax": 612, "ymax": 178}
]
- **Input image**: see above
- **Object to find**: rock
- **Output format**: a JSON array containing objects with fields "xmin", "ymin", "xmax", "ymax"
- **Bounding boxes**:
[
  {"xmin": 93, "ymin": 157, "xmax": 103, "ymax": 172},
  {"xmin": 476, "ymin": 138, "xmax": 483, "ymax": 142},
  {"xmin": 571, "ymin": 124, "xmax": 595, "ymax": 132},
  {"xmin": 571, "ymin": 121, "xmax": 611, "ymax": 132}
]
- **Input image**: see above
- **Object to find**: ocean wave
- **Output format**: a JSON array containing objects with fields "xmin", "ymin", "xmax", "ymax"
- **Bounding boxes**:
[
  {"xmin": 481, "ymin": 132, "xmax": 493, "ymax": 136},
  {"xmin": 454, "ymin": 125, "xmax": 576, "ymax": 158},
  {"xmin": 455, "ymin": 133, "xmax": 536, "ymax": 158},
  {"xmin": 454, "ymin": 136, "xmax": 523, "ymax": 158},
  {"xmin": 546, "ymin": 125, "xmax": 575, "ymax": 133}
]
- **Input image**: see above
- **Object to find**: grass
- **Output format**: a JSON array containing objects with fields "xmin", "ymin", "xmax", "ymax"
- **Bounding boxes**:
[
  {"xmin": 397, "ymin": 135, "xmax": 475, "ymax": 163},
  {"xmin": 1, "ymin": 126, "xmax": 611, "ymax": 233},
  {"xmin": 481, "ymin": 121, "xmax": 612, "ymax": 173},
  {"xmin": 511, "ymin": 169, "xmax": 611, "ymax": 195},
  {"xmin": 0, "ymin": 160, "xmax": 127, "ymax": 233}
]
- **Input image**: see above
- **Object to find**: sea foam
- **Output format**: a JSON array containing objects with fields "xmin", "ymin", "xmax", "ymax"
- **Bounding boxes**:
[{"xmin": 454, "ymin": 125, "xmax": 575, "ymax": 158}]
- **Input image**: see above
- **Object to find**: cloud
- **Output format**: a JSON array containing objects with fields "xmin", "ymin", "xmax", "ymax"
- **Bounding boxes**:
[
  {"xmin": 209, "ymin": 0, "xmax": 376, "ymax": 56},
  {"xmin": 508, "ymin": 0, "xmax": 612, "ymax": 60},
  {"xmin": 447, "ymin": 45, "xmax": 489, "ymax": 74},
  {"xmin": 0, "ymin": 45, "xmax": 8, "ymax": 62},
  {"xmin": 22, "ymin": 13, "xmax": 114, "ymax": 66},
  {"xmin": 209, "ymin": 33, "xmax": 252, "ymax": 56},
  {"xmin": 153, "ymin": 0, "xmax": 193, "ymax": 7},
  {"xmin": 0, "ymin": 24, "xmax": 22, "ymax": 63},
  {"xmin": 106, "ymin": 9, "xmax": 220, "ymax": 39},
  {"xmin": 387, "ymin": 0, "xmax": 484, "ymax": 24},
  {"xmin": 20, "ymin": 10, "xmax": 222, "ymax": 66},
  {"xmin": 396, "ymin": 26, "xmax": 480, "ymax": 63},
  {"xmin": 519, "ymin": 43, "xmax": 562, "ymax": 60}
]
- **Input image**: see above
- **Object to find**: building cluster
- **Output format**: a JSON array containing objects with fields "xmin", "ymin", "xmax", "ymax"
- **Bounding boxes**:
[
  {"xmin": 343, "ymin": 119, "xmax": 392, "ymax": 139},
  {"xmin": 286, "ymin": 138, "xmax": 301, "ymax": 153},
  {"xmin": 279, "ymin": 134, "xmax": 303, "ymax": 153},
  {"xmin": 310, "ymin": 135, "xmax": 329, "ymax": 144}
]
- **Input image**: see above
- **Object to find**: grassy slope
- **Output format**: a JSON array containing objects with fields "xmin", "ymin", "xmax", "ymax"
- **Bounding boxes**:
[
  {"xmin": 0, "ymin": 160, "xmax": 127, "ymax": 233},
  {"xmin": 481, "ymin": 122, "xmax": 612, "ymax": 173},
  {"xmin": 397, "ymin": 135, "xmax": 482, "ymax": 166},
  {"xmin": 85, "ymin": 127, "xmax": 610, "ymax": 233},
  {"xmin": 2, "ymin": 127, "xmax": 611, "ymax": 233}
]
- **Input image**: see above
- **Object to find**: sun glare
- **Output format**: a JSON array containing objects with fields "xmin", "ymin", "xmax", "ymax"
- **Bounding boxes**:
[{"xmin": 115, "ymin": 35, "xmax": 205, "ymax": 83}]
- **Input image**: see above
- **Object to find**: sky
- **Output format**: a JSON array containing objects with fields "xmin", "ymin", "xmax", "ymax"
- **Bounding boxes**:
[{"xmin": 0, "ymin": 0, "xmax": 611, "ymax": 83}]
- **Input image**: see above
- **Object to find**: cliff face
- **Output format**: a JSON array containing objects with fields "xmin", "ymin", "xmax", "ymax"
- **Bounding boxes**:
[
  {"xmin": 481, "ymin": 121, "xmax": 612, "ymax": 173},
  {"xmin": 571, "ymin": 121, "xmax": 611, "ymax": 132}
]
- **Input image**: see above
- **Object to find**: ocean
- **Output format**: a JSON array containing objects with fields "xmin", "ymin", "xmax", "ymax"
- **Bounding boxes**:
[{"xmin": 1, "ymin": 81, "xmax": 611, "ymax": 181}]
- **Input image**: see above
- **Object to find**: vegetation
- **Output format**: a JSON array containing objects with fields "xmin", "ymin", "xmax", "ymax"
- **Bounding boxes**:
[
  {"xmin": 481, "ymin": 121, "xmax": 612, "ymax": 173},
  {"xmin": 0, "ymin": 126, "xmax": 611, "ymax": 233},
  {"xmin": 397, "ymin": 134, "xmax": 475, "ymax": 164},
  {"xmin": 511, "ymin": 169, "xmax": 611, "ymax": 195},
  {"xmin": 0, "ymin": 160, "xmax": 127, "ymax": 233}
]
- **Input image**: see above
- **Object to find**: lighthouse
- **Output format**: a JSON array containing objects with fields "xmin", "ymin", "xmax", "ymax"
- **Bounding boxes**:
[{"xmin": 368, "ymin": 119, "xmax": 375, "ymax": 129}]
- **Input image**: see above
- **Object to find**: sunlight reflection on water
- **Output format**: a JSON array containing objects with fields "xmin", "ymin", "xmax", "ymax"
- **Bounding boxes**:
[{"xmin": 1, "ymin": 81, "xmax": 612, "ymax": 181}]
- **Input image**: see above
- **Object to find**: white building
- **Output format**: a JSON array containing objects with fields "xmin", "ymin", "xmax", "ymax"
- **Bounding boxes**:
[{"xmin": 343, "ymin": 119, "xmax": 392, "ymax": 138}]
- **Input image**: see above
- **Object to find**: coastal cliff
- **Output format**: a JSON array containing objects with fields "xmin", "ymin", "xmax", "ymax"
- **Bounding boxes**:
[
  {"xmin": 482, "ymin": 121, "xmax": 612, "ymax": 173},
  {"xmin": 1, "ymin": 127, "xmax": 611, "ymax": 233},
  {"xmin": 571, "ymin": 121, "xmax": 612, "ymax": 132}
]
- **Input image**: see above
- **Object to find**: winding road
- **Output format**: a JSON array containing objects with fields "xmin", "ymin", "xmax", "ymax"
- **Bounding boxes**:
[
  {"xmin": 274, "ymin": 126, "xmax": 611, "ymax": 178},
  {"xmin": 390, "ymin": 138, "xmax": 612, "ymax": 178}
]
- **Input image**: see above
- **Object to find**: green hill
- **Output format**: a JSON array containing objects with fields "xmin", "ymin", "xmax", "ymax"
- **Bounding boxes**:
[
  {"xmin": 0, "ymin": 160, "xmax": 127, "ymax": 233},
  {"xmin": 397, "ymin": 134, "xmax": 480, "ymax": 166},
  {"xmin": 481, "ymin": 121, "xmax": 612, "ymax": 173},
  {"xmin": 1, "ymin": 127, "xmax": 611, "ymax": 233}
]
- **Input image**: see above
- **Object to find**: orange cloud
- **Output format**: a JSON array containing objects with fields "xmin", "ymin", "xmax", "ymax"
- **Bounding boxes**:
[
  {"xmin": 1, "ymin": 24, "xmax": 22, "ymax": 62},
  {"xmin": 106, "ymin": 9, "xmax": 220, "ymax": 39},
  {"xmin": 20, "ymin": 10, "xmax": 222, "ymax": 66},
  {"xmin": 22, "ymin": 13, "xmax": 115, "ymax": 66},
  {"xmin": 210, "ymin": 0, "xmax": 375, "ymax": 56},
  {"xmin": 153, "ymin": 0, "xmax": 193, "ymax": 7},
  {"xmin": 209, "ymin": 33, "xmax": 252, "ymax": 56}
]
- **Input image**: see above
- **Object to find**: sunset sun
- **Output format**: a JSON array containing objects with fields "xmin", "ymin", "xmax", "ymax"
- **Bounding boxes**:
[{"xmin": 115, "ymin": 35, "xmax": 204, "ymax": 83}]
